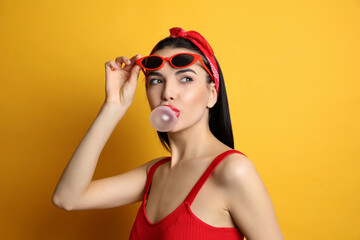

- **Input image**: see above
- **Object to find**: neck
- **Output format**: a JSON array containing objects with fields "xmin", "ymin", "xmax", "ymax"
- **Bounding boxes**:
[{"xmin": 167, "ymin": 112, "xmax": 221, "ymax": 168}]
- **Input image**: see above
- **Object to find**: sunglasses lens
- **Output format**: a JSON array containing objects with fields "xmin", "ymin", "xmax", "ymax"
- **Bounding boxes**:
[
  {"xmin": 172, "ymin": 54, "xmax": 195, "ymax": 67},
  {"xmin": 142, "ymin": 56, "xmax": 163, "ymax": 69}
]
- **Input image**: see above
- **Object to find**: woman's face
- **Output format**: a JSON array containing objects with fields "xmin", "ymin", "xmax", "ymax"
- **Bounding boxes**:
[{"xmin": 145, "ymin": 47, "xmax": 217, "ymax": 132}]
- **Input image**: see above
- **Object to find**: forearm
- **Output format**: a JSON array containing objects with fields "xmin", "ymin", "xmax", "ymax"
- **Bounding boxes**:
[{"xmin": 52, "ymin": 102, "xmax": 128, "ymax": 209}]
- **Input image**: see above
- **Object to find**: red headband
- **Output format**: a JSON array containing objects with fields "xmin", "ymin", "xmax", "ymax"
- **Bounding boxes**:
[{"xmin": 150, "ymin": 27, "xmax": 220, "ymax": 95}]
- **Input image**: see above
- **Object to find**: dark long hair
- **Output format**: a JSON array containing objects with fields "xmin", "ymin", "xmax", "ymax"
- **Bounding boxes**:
[{"xmin": 146, "ymin": 37, "xmax": 234, "ymax": 153}]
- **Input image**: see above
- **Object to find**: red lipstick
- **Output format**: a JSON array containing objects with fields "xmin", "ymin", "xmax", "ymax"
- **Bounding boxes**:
[{"xmin": 164, "ymin": 105, "xmax": 180, "ymax": 117}]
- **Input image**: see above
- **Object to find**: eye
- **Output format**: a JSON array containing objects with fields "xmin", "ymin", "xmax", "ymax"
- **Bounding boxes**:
[
  {"xmin": 148, "ymin": 78, "xmax": 162, "ymax": 85},
  {"xmin": 180, "ymin": 77, "xmax": 193, "ymax": 83}
]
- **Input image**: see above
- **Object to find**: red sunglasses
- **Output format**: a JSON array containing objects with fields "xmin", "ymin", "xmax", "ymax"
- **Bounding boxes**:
[{"xmin": 136, "ymin": 52, "xmax": 213, "ymax": 80}]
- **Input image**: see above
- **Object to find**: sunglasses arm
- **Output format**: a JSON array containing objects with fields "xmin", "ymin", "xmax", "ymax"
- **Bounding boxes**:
[
  {"xmin": 199, "ymin": 59, "xmax": 214, "ymax": 81},
  {"xmin": 140, "ymin": 68, "xmax": 147, "ymax": 77}
]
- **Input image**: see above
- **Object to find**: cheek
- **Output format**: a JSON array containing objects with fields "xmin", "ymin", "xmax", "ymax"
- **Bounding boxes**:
[
  {"xmin": 183, "ymin": 91, "xmax": 205, "ymax": 106},
  {"xmin": 146, "ymin": 90, "xmax": 160, "ymax": 110},
  {"xmin": 185, "ymin": 80, "xmax": 209, "ymax": 104},
  {"xmin": 182, "ymin": 88, "xmax": 209, "ymax": 116}
]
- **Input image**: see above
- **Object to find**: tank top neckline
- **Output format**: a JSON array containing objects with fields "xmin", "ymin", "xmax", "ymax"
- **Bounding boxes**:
[{"xmin": 142, "ymin": 149, "xmax": 247, "ymax": 226}]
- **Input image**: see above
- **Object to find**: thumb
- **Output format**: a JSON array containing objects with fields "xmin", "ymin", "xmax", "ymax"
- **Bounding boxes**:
[{"xmin": 128, "ymin": 64, "xmax": 141, "ymax": 86}]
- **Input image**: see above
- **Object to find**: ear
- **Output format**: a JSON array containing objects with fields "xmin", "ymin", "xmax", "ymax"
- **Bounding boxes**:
[{"xmin": 207, "ymin": 82, "xmax": 218, "ymax": 109}]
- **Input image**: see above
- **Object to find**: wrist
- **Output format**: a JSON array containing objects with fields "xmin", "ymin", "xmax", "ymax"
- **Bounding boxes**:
[
  {"xmin": 101, "ymin": 101, "xmax": 129, "ymax": 118},
  {"xmin": 103, "ymin": 99, "xmax": 130, "ymax": 109}
]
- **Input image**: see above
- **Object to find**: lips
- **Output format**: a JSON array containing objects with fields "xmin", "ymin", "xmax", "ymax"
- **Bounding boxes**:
[{"xmin": 164, "ymin": 105, "xmax": 180, "ymax": 117}]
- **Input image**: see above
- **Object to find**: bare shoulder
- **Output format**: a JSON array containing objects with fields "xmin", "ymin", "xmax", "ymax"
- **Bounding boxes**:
[
  {"xmin": 213, "ymin": 152, "xmax": 285, "ymax": 239},
  {"xmin": 213, "ymin": 151, "xmax": 256, "ymax": 185},
  {"xmin": 144, "ymin": 155, "xmax": 170, "ymax": 175}
]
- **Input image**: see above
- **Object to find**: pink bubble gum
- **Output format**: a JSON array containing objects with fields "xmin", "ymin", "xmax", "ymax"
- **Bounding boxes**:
[{"xmin": 149, "ymin": 106, "xmax": 179, "ymax": 132}]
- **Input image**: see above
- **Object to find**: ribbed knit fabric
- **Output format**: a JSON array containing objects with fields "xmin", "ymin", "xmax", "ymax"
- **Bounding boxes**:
[{"xmin": 129, "ymin": 149, "xmax": 246, "ymax": 240}]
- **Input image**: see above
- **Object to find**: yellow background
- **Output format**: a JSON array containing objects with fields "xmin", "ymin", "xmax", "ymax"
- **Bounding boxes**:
[{"xmin": 1, "ymin": 0, "xmax": 359, "ymax": 239}]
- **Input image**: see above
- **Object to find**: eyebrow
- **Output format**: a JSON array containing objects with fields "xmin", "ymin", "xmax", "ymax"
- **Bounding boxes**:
[
  {"xmin": 175, "ymin": 69, "xmax": 197, "ymax": 75},
  {"xmin": 147, "ymin": 69, "xmax": 197, "ymax": 77}
]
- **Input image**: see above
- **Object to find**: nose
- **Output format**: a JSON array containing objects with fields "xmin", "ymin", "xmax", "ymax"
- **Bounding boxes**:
[
  {"xmin": 161, "ymin": 80, "xmax": 176, "ymax": 102},
  {"xmin": 161, "ymin": 62, "xmax": 177, "ymax": 102}
]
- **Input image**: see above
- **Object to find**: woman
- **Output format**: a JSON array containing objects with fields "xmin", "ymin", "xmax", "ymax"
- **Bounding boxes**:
[{"xmin": 52, "ymin": 27, "xmax": 284, "ymax": 240}]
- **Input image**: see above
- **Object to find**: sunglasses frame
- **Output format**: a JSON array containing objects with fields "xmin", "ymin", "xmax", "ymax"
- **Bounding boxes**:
[{"xmin": 136, "ymin": 52, "xmax": 214, "ymax": 80}]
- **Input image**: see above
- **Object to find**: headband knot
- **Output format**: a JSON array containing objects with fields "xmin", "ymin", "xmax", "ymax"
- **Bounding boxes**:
[
  {"xmin": 170, "ymin": 27, "xmax": 188, "ymax": 38},
  {"xmin": 169, "ymin": 27, "xmax": 215, "ymax": 56}
]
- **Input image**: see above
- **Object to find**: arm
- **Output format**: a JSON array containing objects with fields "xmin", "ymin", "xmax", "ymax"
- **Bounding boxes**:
[
  {"xmin": 220, "ymin": 154, "xmax": 284, "ymax": 240},
  {"xmin": 52, "ymin": 102, "xmax": 125, "ymax": 210},
  {"xmin": 52, "ymin": 54, "xmax": 145, "ymax": 210}
]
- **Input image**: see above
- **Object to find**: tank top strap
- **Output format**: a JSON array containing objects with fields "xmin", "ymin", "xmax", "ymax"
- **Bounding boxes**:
[
  {"xmin": 184, "ymin": 149, "xmax": 247, "ymax": 205},
  {"xmin": 143, "ymin": 157, "xmax": 171, "ymax": 202}
]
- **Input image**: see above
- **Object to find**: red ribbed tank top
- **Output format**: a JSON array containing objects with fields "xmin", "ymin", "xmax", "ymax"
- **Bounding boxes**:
[{"xmin": 129, "ymin": 149, "xmax": 246, "ymax": 240}]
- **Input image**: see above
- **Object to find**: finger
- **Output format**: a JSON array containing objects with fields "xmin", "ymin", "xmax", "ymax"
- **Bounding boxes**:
[
  {"xmin": 115, "ymin": 56, "xmax": 131, "ymax": 68},
  {"xmin": 123, "ymin": 54, "xmax": 142, "ymax": 72},
  {"xmin": 122, "ymin": 54, "xmax": 141, "ymax": 72},
  {"xmin": 105, "ymin": 60, "xmax": 120, "ymax": 71},
  {"xmin": 128, "ymin": 59, "xmax": 142, "ymax": 86}
]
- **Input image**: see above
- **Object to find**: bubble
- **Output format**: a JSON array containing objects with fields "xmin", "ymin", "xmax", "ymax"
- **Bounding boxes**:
[{"xmin": 149, "ymin": 106, "xmax": 179, "ymax": 132}]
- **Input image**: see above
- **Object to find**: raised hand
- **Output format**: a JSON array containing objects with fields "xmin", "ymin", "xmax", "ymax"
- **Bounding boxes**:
[{"xmin": 104, "ymin": 54, "xmax": 142, "ymax": 107}]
